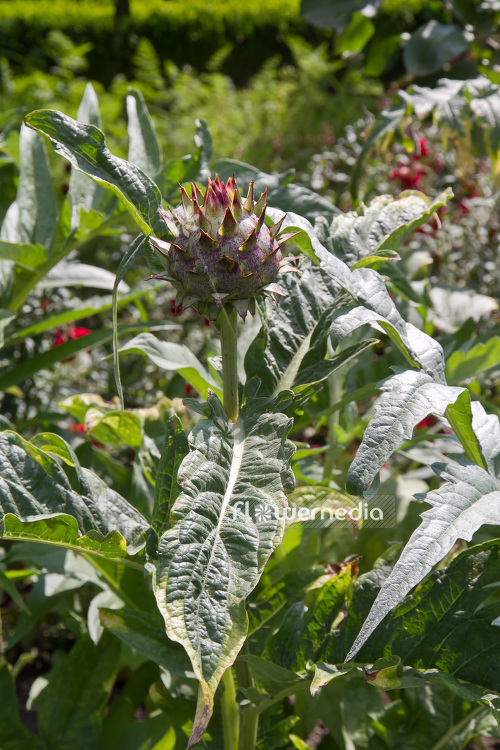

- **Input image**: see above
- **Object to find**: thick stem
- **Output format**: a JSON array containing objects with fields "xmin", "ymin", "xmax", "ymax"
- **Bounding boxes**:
[
  {"xmin": 218, "ymin": 305, "xmax": 239, "ymax": 423},
  {"xmin": 221, "ymin": 668, "xmax": 239, "ymax": 750},
  {"xmin": 235, "ymin": 643, "xmax": 259, "ymax": 750}
]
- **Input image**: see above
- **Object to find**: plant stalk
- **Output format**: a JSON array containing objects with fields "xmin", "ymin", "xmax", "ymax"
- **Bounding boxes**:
[
  {"xmin": 218, "ymin": 305, "xmax": 239, "ymax": 423},
  {"xmin": 429, "ymin": 704, "xmax": 486, "ymax": 750},
  {"xmin": 221, "ymin": 667, "xmax": 239, "ymax": 750},
  {"xmin": 235, "ymin": 644, "xmax": 259, "ymax": 750}
]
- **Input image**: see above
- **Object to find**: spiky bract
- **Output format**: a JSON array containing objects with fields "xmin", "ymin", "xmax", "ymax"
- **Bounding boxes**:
[{"xmin": 149, "ymin": 175, "xmax": 297, "ymax": 320}]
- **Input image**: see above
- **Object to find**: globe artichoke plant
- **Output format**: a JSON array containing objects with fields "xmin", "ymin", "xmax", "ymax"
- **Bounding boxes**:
[{"xmin": 149, "ymin": 174, "xmax": 299, "ymax": 321}]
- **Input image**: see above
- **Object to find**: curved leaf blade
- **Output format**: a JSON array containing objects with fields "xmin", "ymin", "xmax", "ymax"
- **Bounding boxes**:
[
  {"xmin": 317, "ymin": 241, "xmax": 446, "ymax": 380},
  {"xmin": 346, "ymin": 370, "xmax": 463, "ymax": 494},
  {"xmin": 99, "ymin": 607, "xmax": 192, "ymax": 676},
  {"xmin": 36, "ymin": 633, "xmax": 120, "ymax": 750},
  {"xmin": 112, "ymin": 235, "xmax": 145, "ymax": 408},
  {"xmin": 152, "ymin": 415, "xmax": 189, "ymax": 538},
  {"xmin": 17, "ymin": 123, "xmax": 58, "ymax": 249},
  {"xmin": 24, "ymin": 109, "xmax": 167, "ymax": 237},
  {"xmin": 118, "ymin": 332, "xmax": 223, "ymax": 400},
  {"xmin": 0, "ymin": 430, "xmax": 149, "ymax": 555},
  {"xmin": 127, "ymin": 88, "xmax": 162, "ymax": 177},
  {"xmin": 321, "ymin": 189, "xmax": 452, "ymax": 268},
  {"xmin": 0, "ymin": 240, "xmax": 46, "ymax": 270},
  {"xmin": 69, "ymin": 82, "xmax": 104, "ymax": 230}
]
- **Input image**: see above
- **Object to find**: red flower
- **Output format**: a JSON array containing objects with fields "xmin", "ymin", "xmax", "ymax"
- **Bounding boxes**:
[
  {"xmin": 417, "ymin": 415, "xmax": 438, "ymax": 429},
  {"xmin": 54, "ymin": 330, "xmax": 65, "ymax": 346},
  {"xmin": 390, "ymin": 164, "xmax": 424, "ymax": 190},
  {"xmin": 169, "ymin": 298, "xmax": 183, "ymax": 316},
  {"xmin": 417, "ymin": 138, "xmax": 428, "ymax": 158},
  {"xmin": 69, "ymin": 326, "xmax": 91, "ymax": 340},
  {"xmin": 54, "ymin": 325, "xmax": 91, "ymax": 362}
]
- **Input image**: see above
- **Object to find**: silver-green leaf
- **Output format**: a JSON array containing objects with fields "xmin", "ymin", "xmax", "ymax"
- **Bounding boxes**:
[
  {"xmin": 0, "ymin": 431, "xmax": 149, "ymax": 557},
  {"xmin": 24, "ymin": 109, "xmax": 167, "ymax": 237},
  {"xmin": 153, "ymin": 392, "xmax": 295, "ymax": 747},
  {"xmin": 346, "ymin": 401, "xmax": 500, "ymax": 661},
  {"xmin": 126, "ymin": 88, "xmax": 162, "ymax": 178},
  {"xmin": 346, "ymin": 370, "xmax": 463, "ymax": 495}
]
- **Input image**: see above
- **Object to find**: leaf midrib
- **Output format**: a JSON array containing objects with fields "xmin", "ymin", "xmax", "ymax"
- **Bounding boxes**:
[{"xmin": 193, "ymin": 420, "xmax": 246, "ymax": 664}]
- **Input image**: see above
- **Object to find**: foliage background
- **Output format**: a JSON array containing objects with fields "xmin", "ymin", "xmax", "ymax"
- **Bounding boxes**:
[{"xmin": 1, "ymin": 0, "xmax": 500, "ymax": 748}]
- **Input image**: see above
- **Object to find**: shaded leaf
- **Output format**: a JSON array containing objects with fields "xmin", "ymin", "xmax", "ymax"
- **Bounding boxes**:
[
  {"xmin": 36, "ymin": 633, "xmax": 120, "ymax": 750},
  {"xmin": 17, "ymin": 124, "xmax": 57, "ymax": 248},
  {"xmin": 4, "ymin": 284, "xmax": 158, "ymax": 345},
  {"xmin": 350, "ymin": 106, "xmax": 405, "ymax": 202},
  {"xmin": 0, "ymin": 322, "xmax": 164, "ymax": 391},
  {"xmin": 403, "ymin": 21, "xmax": 470, "ymax": 77},
  {"xmin": 152, "ymin": 415, "xmax": 189, "ymax": 538},
  {"xmin": 345, "ymin": 402, "xmax": 500, "ymax": 660},
  {"xmin": 0, "ymin": 664, "xmax": 42, "ymax": 750},
  {"xmin": 300, "ymin": 0, "xmax": 381, "ymax": 30},
  {"xmin": 99, "ymin": 607, "xmax": 193, "ymax": 677},
  {"xmin": 245, "ymin": 266, "xmax": 348, "ymax": 396},
  {"xmin": 69, "ymin": 82, "xmax": 104, "ymax": 230},
  {"xmin": 214, "ymin": 158, "xmax": 338, "ymax": 222}
]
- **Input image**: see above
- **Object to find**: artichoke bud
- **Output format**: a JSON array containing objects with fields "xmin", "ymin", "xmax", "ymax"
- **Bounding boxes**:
[{"xmin": 148, "ymin": 175, "xmax": 299, "ymax": 320}]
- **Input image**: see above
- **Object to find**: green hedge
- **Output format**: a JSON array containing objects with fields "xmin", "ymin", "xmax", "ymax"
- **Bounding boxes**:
[
  {"xmin": 0, "ymin": 0, "xmax": 315, "ymax": 85},
  {"xmin": 0, "ymin": 0, "xmax": 438, "ymax": 86}
]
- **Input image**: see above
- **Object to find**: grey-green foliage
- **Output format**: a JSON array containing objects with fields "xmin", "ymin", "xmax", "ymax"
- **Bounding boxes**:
[
  {"xmin": 126, "ymin": 88, "xmax": 163, "ymax": 178},
  {"xmin": 300, "ymin": 0, "xmax": 381, "ymax": 30},
  {"xmin": 118, "ymin": 332, "xmax": 223, "ymax": 400},
  {"xmin": 69, "ymin": 82, "xmax": 104, "ymax": 229},
  {"xmin": 308, "ymin": 540, "xmax": 500, "ymax": 745},
  {"xmin": 0, "ymin": 123, "xmax": 57, "ymax": 308},
  {"xmin": 154, "ymin": 389, "xmax": 295, "ymax": 747},
  {"xmin": 403, "ymin": 20, "xmax": 470, "ymax": 77},
  {"xmin": 25, "ymin": 109, "xmax": 167, "ymax": 238},
  {"xmin": 345, "ymin": 401, "xmax": 500, "ymax": 660},
  {"xmin": 315, "ymin": 189, "xmax": 452, "ymax": 268},
  {"xmin": 151, "ymin": 415, "xmax": 190, "ymax": 538},
  {"xmin": 0, "ymin": 83, "xmax": 160, "ymax": 325},
  {"xmin": 321, "ymin": 540, "xmax": 500, "ymax": 703},
  {"xmin": 345, "ymin": 370, "xmax": 463, "ymax": 494},
  {"xmin": 352, "ymin": 76, "xmax": 500, "ymax": 199},
  {"xmin": 0, "ymin": 664, "xmax": 42, "ymax": 750},
  {"xmin": 0, "ymin": 431, "xmax": 149, "ymax": 557},
  {"xmin": 13, "ymin": 80, "xmax": 500, "ymax": 748},
  {"xmin": 277, "ymin": 196, "xmax": 500, "ymax": 667},
  {"xmin": 245, "ymin": 264, "xmax": 375, "ymax": 396}
]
